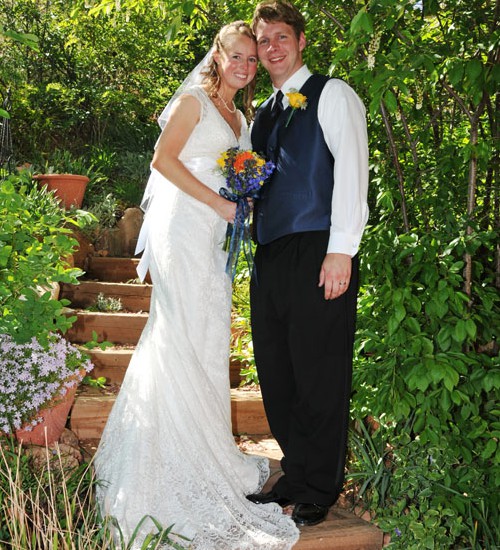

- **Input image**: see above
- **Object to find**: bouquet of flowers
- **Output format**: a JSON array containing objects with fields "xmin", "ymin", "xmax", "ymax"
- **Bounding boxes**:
[
  {"xmin": 0, "ymin": 332, "xmax": 93, "ymax": 435},
  {"xmin": 217, "ymin": 147, "xmax": 275, "ymax": 279}
]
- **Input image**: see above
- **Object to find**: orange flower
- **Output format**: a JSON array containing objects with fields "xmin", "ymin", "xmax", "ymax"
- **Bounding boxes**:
[{"xmin": 233, "ymin": 151, "xmax": 255, "ymax": 173}]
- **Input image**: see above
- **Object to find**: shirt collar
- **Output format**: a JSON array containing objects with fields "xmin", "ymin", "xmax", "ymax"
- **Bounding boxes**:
[{"xmin": 272, "ymin": 65, "xmax": 312, "ymax": 107}]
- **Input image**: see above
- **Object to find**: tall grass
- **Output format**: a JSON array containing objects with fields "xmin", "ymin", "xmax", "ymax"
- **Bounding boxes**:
[{"xmin": 0, "ymin": 441, "xmax": 188, "ymax": 549}]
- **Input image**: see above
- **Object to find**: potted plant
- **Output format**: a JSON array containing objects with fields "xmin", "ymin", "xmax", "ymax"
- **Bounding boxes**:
[
  {"xmin": 0, "ymin": 332, "xmax": 93, "ymax": 446},
  {"xmin": 33, "ymin": 173, "xmax": 90, "ymax": 209},
  {"xmin": 32, "ymin": 151, "xmax": 91, "ymax": 209}
]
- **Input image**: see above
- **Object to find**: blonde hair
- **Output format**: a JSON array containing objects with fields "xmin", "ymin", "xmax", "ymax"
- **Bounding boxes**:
[
  {"xmin": 202, "ymin": 21, "xmax": 257, "ymax": 121},
  {"xmin": 252, "ymin": 0, "xmax": 305, "ymax": 39}
]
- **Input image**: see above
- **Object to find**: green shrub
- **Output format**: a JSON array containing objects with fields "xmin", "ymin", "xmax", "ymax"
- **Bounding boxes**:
[
  {"xmin": 349, "ymin": 226, "xmax": 499, "ymax": 549},
  {"xmin": 0, "ymin": 168, "xmax": 90, "ymax": 344}
]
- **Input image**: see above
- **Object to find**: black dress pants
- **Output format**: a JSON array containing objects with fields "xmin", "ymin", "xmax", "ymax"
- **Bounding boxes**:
[{"xmin": 250, "ymin": 231, "xmax": 359, "ymax": 506}]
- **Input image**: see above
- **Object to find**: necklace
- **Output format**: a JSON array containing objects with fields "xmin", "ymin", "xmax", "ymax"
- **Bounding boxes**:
[{"xmin": 216, "ymin": 92, "xmax": 236, "ymax": 114}]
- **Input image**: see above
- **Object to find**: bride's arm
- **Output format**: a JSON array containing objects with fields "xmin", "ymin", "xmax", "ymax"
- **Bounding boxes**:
[{"xmin": 151, "ymin": 94, "xmax": 236, "ymax": 223}]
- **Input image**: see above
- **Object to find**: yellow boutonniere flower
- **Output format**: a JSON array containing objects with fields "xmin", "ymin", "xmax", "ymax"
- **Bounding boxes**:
[{"xmin": 285, "ymin": 89, "xmax": 308, "ymax": 127}]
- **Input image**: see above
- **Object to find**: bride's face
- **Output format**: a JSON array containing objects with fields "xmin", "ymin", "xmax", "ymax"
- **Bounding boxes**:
[{"xmin": 214, "ymin": 34, "xmax": 258, "ymax": 92}]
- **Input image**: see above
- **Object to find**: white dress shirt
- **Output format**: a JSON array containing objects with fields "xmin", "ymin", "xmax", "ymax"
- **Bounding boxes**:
[{"xmin": 273, "ymin": 65, "xmax": 369, "ymax": 257}]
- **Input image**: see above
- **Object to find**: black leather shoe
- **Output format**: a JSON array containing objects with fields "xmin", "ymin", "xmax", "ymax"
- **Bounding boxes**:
[
  {"xmin": 246, "ymin": 490, "xmax": 293, "ymax": 507},
  {"xmin": 292, "ymin": 503, "xmax": 329, "ymax": 526}
]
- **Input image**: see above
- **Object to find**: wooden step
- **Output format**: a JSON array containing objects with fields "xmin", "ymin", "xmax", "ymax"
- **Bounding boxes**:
[
  {"xmin": 68, "ymin": 254, "xmax": 384, "ymax": 550},
  {"xmin": 61, "ymin": 281, "xmax": 152, "ymax": 312},
  {"xmin": 230, "ymin": 388, "xmax": 269, "ymax": 435},
  {"xmin": 67, "ymin": 311, "xmax": 148, "ymax": 345},
  {"xmin": 294, "ymin": 508, "xmax": 383, "ymax": 549},
  {"xmin": 86, "ymin": 347, "xmax": 134, "ymax": 384},
  {"xmin": 86, "ymin": 346, "xmax": 245, "ymax": 386},
  {"xmin": 77, "ymin": 434, "xmax": 383, "ymax": 550},
  {"xmin": 85, "ymin": 256, "xmax": 151, "ymax": 283},
  {"xmin": 70, "ymin": 387, "xmax": 269, "ymax": 439}
]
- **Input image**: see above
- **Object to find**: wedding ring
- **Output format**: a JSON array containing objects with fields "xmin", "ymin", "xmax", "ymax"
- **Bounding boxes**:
[{"xmin": 339, "ymin": 282, "xmax": 346, "ymax": 285}]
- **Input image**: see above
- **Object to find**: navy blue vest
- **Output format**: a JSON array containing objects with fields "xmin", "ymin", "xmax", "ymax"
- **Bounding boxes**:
[{"xmin": 251, "ymin": 74, "xmax": 334, "ymax": 245}]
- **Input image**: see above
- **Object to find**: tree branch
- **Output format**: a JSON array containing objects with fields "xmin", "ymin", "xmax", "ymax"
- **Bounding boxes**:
[
  {"xmin": 380, "ymin": 100, "xmax": 410, "ymax": 233},
  {"xmin": 307, "ymin": 0, "xmax": 346, "ymax": 33}
]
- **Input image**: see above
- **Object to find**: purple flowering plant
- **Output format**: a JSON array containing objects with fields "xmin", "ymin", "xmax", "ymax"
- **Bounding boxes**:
[{"xmin": 0, "ymin": 332, "xmax": 93, "ymax": 435}]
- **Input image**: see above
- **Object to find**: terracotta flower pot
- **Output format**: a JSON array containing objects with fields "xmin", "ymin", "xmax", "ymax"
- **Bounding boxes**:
[
  {"xmin": 15, "ymin": 383, "xmax": 79, "ymax": 446},
  {"xmin": 34, "ymin": 173, "xmax": 90, "ymax": 209}
]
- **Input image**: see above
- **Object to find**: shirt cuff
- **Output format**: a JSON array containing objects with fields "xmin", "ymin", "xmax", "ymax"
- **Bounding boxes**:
[{"xmin": 327, "ymin": 232, "xmax": 361, "ymax": 257}]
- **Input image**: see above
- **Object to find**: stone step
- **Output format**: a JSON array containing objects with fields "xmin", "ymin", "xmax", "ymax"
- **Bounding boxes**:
[
  {"xmin": 61, "ymin": 281, "xmax": 152, "ymax": 312},
  {"xmin": 67, "ymin": 311, "xmax": 148, "ymax": 345},
  {"xmin": 85, "ymin": 256, "xmax": 151, "ymax": 283},
  {"xmin": 87, "ymin": 346, "xmax": 245, "ymax": 387},
  {"xmin": 70, "ymin": 387, "xmax": 270, "ymax": 440}
]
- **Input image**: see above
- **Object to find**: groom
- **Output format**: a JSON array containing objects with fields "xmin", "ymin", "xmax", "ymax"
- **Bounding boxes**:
[{"xmin": 247, "ymin": 0, "xmax": 369, "ymax": 527}]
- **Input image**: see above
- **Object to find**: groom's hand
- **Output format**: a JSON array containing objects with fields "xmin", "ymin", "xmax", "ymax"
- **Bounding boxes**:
[{"xmin": 318, "ymin": 253, "xmax": 352, "ymax": 300}]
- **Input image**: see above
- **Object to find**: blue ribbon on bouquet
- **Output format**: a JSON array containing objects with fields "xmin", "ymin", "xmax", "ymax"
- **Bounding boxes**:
[{"xmin": 219, "ymin": 187, "xmax": 259, "ymax": 281}]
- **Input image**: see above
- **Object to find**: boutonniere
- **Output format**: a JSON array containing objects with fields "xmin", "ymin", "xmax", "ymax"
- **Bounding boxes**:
[{"xmin": 285, "ymin": 89, "xmax": 308, "ymax": 127}]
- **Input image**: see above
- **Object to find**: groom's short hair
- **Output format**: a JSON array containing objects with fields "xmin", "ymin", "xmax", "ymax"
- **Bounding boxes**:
[{"xmin": 252, "ymin": 0, "xmax": 306, "ymax": 39}]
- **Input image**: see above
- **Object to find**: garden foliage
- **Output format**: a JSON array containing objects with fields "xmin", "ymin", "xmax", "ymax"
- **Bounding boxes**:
[
  {"xmin": 0, "ymin": 168, "xmax": 89, "ymax": 344},
  {"xmin": 1, "ymin": 0, "xmax": 498, "ymax": 547},
  {"xmin": 320, "ymin": 1, "xmax": 499, "ymax": 547}
]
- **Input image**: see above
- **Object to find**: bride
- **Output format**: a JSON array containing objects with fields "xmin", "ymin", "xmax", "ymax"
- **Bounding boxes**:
[{"xmin": 94, "ymin": 20, "xmax": 299, "ymax": 549}]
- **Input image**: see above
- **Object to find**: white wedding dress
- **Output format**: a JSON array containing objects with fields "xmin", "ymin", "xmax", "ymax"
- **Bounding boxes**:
[{"xmin": 94, "ymin": 86, "xmax": 299, "ymax": 549}]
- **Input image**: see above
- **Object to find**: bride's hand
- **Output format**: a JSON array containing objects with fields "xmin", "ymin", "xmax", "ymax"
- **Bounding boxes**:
[{"xmin": 213, "ymin": 196, "xmax": 237, "ymax": 223}]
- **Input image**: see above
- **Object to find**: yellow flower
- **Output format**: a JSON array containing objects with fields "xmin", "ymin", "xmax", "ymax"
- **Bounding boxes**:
[
  {"xmin": 286, "ymin": 91, "xmax": 308, "ymax": 110},
  {"xmin": 285, "ymin": 89, "xmax": 307, "ymax": 127},
  {"xmin": 216, "ymin": 151, "xmax": 229, "ymax": 167}
]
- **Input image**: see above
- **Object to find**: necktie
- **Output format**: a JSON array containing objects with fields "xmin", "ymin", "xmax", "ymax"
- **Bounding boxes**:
[{"xmin": 272, "ymin": 90, "xmax": 284, "ymax": 116}]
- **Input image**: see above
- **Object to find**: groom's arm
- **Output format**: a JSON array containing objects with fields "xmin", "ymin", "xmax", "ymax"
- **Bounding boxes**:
[{"xmin": 317, "ymin": 79, "xmax": 369, "ymax": 299}]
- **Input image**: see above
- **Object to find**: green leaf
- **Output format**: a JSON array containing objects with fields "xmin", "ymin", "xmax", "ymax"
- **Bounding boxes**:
[
  {"xmin": 405, "ymin": 316, "xmax": 421, "ymax": 335},
  {"xmin": 443, "ymin": 364, "xmax": 459, "ymax": 391},
  {"xmin": 481, "ymin": 439, "xmax": 497, "ymax": 459},
  {"xmin": 0, "ymin": 245, "xmax": 12, "ymax": 268},
  {"xmin": 464, "ymin": 318, "xmax": 477, "ymax": 340},
  {"xmin": 350, "ymin": 7, "xmax": 373, "ymax": 35},
  {"xmin": 387, "ymin": 315, "xmax": 400, "ymax": 335},
  {"xmin": 465, "ymin": 59, "xmax": 483, "ymax": 82},
  {"xmin": 394, "ymin": 304, "xmax": 406, "ymax": 322},
  {"xmin": 453, "ymin": 320, "xmax": 467, "ymax": 343},
  {"xmin": 182, "ymin": 1, "xmax": 196, "ymax": 16},
  {"xmin": 2, "ymin": 29, "xmax": 39, "ymax": 50},
  {"xmin": 448, "ymin": 61, "xmax": 465, "ymax": 87},
  {"xmin": 383, "ymin": 89, "xmax": 397, "ymax": 113},
  {"xmin": 440, "ymin": 388, "xmax": 451, "ymax": 411},
  {"xmin": 392, "ymin": 288, "xmax": 404, "ymax": 304},
  {"xmin": 421, "ymin": 337, "xmax": 434, "ymax": 355},
  {"xmin": 436, "ymin": 327, "xmax": 451, "ymax": 351}
]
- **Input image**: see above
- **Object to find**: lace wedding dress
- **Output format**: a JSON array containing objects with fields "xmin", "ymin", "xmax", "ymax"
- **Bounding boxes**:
[{"xmin": 94, "ymin": 86, "xmax": 299, "ymax": 549}]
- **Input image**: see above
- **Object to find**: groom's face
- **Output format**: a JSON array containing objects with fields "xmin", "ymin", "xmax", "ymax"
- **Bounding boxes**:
[{"xmin": 255, "ymin": 21, "xmax": 306, "ymax": 89}]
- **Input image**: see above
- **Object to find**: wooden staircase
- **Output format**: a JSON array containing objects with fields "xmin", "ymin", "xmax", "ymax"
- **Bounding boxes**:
[{"xmin": 63, "ymin": 256, "xmax": 384, "ymax": 550}]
